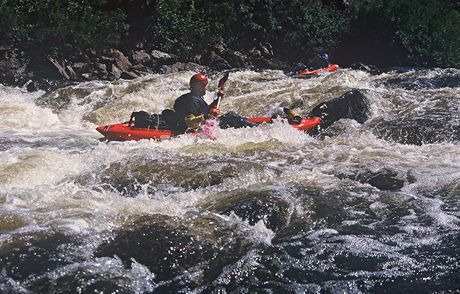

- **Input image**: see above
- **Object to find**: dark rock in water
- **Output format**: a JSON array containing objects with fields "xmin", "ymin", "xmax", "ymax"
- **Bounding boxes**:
[
  {"xmin": 309, "ymin": 89, "xmax": 371, "ymax": 130},
  {"xmin": 364, "ymin": 171, "xmax": 405, "ymax": 191},
  {"xmin": 383, "ymin": 71, "xmax": 460, "ymax": 90},
  {"xmin": 374, "ymin": 113, "xmax": 460, "ymax": 145},
  {"xmin": 338, "ymin": 168, "xmax": 415, "ymax": 191},
  {"xmin": 349, "ymin": 62, "xmax": 380, "ymax": 74},
  {"xmin": 90, "ymin": 159, "xmax": 242, "ymax": 196},
  {"xmin": 95, "ymin": 215, "xmax": 249, "ymax": 285},
  {"xmin": 210, "ymin": 190, "xmax": 292, "ymax": 232},
  {"xmin": 0, "ymin": 232, "xmax": 72, "ymax": 281},
  {"xmin": 33, "ymin": 274, "xmax": 125, "ymax": 294}
]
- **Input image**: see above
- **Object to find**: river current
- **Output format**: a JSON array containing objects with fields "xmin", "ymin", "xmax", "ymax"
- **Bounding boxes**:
[{"xmin": 0, "ymin": 68, "xmax": 459, "ymax": 293}]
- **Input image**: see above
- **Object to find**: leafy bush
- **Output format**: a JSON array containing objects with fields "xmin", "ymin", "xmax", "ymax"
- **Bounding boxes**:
[
  {"xmin": 145, "ymin": 0, "xmax": 348, "ymax": 61},
  {"xmin": 1, "ymin": 0, "xmax": 458, "ymax": 68},
  {"xmin": 145, "ymin": 0, "xmax": 222, "ymax": 55},
  {"xmin": 349, "ymin": 0, "xmax": 460, "ymax": 67},
  {"xmin": 0, "ymin": 0, "xmax": 127, "ymax": 55}
]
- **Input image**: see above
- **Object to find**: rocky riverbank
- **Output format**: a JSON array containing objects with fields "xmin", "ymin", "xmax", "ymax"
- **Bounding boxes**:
[{"xmin": 0, "ymin": 43, "xmax": 292, "ymax": 92}]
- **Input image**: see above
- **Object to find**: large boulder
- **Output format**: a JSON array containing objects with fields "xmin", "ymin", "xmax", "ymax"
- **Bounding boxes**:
[
  {"xmin": 131, "ymin": 50, "xmax": 151, "ymax": 65},
  {"xmin": 111, "ymin": 49, "xmax": 132, "ymax": 71},
  {"xmin": 150, "ymin": 49, "xmax": 178, "ymax": 66},
  {"xmin": 309, "ymin": 89, "xmax": 371, "ymax": 130}
]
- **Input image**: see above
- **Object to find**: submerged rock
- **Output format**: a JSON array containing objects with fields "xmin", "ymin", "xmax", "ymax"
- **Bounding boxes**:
[
  {"xmin": 374, "ymin": 113, "xmax": 460, "ymax": 145},
  {"xmin": 337, "ymin": 168, "xmax": 415, "ymax": 191},
  {"xmin": 0, "ymin": 232, "xmax": 72, "ymax": 281},
  {"xmin": 383, "ymin": 70, "xmax": 460, "ymax": 90},
  {"xmin": 208, "ymin": 190, "xmax": 292, "ymax": 232},
  {"xmin": 95, "ymin": 214, "xmax": 250, "ymax": 287}
]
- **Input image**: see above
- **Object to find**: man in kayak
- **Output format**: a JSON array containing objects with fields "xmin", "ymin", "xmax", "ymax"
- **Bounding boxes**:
[
  {"xmin": 289, "ymin": 46, "xmax": 331, "ymax": 75},
  {"xmin": 309, "ymin": 46, "xmax": 330, "ymax": 70},
  {"xmin": 171, "ymin": 73, "xmax": 255, "ymax": 133}
]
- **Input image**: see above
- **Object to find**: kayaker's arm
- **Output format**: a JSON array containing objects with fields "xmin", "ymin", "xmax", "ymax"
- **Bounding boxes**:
[
  {"xmin": 209, "ymin": 72, "xmax": 229, "ymax": 117},
  {"xmin": 209, "ymin": 98, "xmax": 221, "ymax": 117}
]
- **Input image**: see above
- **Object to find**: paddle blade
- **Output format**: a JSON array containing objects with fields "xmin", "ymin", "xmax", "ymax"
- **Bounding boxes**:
[{"xmin": 218, "ymin": 72, "xmax": 229, "ymax": 89}]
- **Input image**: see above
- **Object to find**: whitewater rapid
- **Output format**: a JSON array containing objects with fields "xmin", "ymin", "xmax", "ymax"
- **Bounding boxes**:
[{"xmin": 1, "ymin": 68, "xmax": 459, "ymax": 293}]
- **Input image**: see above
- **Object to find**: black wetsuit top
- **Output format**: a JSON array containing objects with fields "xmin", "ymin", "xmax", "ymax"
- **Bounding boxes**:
[
  {"xmin": 173, "ymin": 92, "xmax": 218, "ymax": 132},
  {"xmin": 309, "ymin": 54, "xmax": 329, "ymax": 70}
]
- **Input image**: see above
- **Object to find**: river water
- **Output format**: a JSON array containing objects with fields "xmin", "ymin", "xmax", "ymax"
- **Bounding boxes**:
[{"xmin": 1, "ymin": 68, "xmax": 459, "ymax": 293}]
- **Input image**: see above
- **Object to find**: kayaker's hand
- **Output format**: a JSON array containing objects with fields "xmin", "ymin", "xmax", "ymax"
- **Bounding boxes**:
[
  {"xmin": 217, "ymin": 89, "xmax": 224, "ymax": 98},
  {"xmin": 209, "ymin": 106, "xmax": 220, "ymax": 118}
]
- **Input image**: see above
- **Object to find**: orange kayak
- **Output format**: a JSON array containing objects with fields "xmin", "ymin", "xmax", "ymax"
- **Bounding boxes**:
[
  {"xmin": 298, "ymin": 64, "xmax": 339, "ymax": 77},
  {"xmin": 96, "ymin": 117, "xmax": 321, "ymax": 141}
]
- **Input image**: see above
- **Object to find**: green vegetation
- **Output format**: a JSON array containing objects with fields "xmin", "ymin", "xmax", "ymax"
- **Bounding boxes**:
[
  {"xmin": 0, "ymin": 0, "xmax": 127, "ymax": 55},
  {"xmin": 0, "ymin": 0, "xmax": 459, "ymax": 67},
  {"xmin": 143, "ymin": 0, "xmax": 347, "ymax": 60},
  {"xmin": 349, "ymin": 0, "xmax": 460, "ymax": 67}
]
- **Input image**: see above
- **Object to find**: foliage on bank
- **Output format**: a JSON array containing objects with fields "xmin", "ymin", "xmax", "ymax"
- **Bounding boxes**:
[{"xmin": 0, "ymin": 0, "xmax": 459, "ymax": 67}]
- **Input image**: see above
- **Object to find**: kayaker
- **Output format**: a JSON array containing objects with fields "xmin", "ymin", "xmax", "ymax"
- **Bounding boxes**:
[
  {"xmin": 172, "ymin": 73, "xmax": 255, "ymax": 133},
  {"xmin": 309, "ymin": 46, "xmax": 330, "ymax": 70},
  {"xmin": 289, "ymin": 46, "xmax": 331, "ymax": 75}
]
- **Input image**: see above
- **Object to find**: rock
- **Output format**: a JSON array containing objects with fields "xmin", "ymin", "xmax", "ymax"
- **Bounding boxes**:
[
  {"xmin": 373, "ymin": 114, "xmax": 460, "ymax": 145},
  {"xmin": 0, "ymin": 232, "xmax": 72, "ymax": 281},
  {"xmin": 81, "ymin": 73, "xmax": 93, "ymax": 80},
  {"xmin": 226, "ymin": 51, "xmax": 247, "ymax": 68},
  {"xmin": 24, "ymin": 79, "xmax": 61, "ymax": 92},
  {"xmin": 365, "ymin": 170, "xmax": 406, "ymax": 191},
  {"xmin": 94, "ymin": 215, "xmax": 249, "ymax": 284},
  {"xmin": 65, "ymin": 65, "xmax": 77, "ymax": 79},
  {"xmin": 251, "ymin": 57, "xmax": 289, "ymax": 70},
  {"xmin": 350, "ymin": 62, "xmax": 379, "ymax": 74},
  {"xmin": 93, "ymin": 63, "xmax": 107, "ymax": 79},
  {"xmin": 131, "ymin": 50, "xmax": 151, "ymax": 64},
  {"xmin": 111, "ymin": 49, "xmax": 132, "ymax": 71},
  {"xmin": 309, "ymin": 89, "xmax": 371, "ymax": 130},
  {"xmin": 259, "ymin": 42, "xmax": 274, "ymax": 57},
  {"xmin": 250, "ymin": 48, "xmax": 262, "ymax": 58},
  {"xmin": 26, "ymin": 81, "xmax": 38, "ymax": 92},
  {"xmin": 120, "ymin": 70, "xmax": 139, "ymax": 80},
  {"xmin": 110, "ymin": 64, "xmax": 122, "ymax": 79},
  {"xmin": 0, "ymin": 50, "xmax": 30, "ymax": 84},
  {"xmin": 71, "ymin": 62, "xmax": 88, "ymax": 72},
  {"xmin": 211, "ymin": 44, "xmax": 225, "ymax": 55},
  {"xmin": 132, "ymin": 64, "xmax": 150, "ymax": 74},
  {"xmin": 337, "ymin": 168, "xmax": 413, "ymax": 191},
  {"xmin": 201, "ymin": 50, "xmax": 231, "ymax": 70},
  {"xmin": 150, "ymin": 49, "xmax": 177, "ymax": 65},
  {"xmin": 158, "ymin": 62, "xmax": 209, "ymax": 74},
  {"xmin": 96, "ymin": 62, "xmax": 107, "ymax": 72},
  {"xmin": 48, "ymin": 57, "xmax": 71, "ymax": 80},
  {"xmin": 215, "ymin": 191, "xmax": 292, "ymax": 232}
]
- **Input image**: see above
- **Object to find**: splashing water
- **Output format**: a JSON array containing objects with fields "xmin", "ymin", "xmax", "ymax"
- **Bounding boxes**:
[{"xmin": 1, "ymin": 69, "xmax": 459, "ymax": 292}]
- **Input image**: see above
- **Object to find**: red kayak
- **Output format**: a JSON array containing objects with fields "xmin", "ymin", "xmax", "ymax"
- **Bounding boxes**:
[
  {"xmin": 96, "ymin": 116, "xmax": 321, "ymax": 141},
  {"xmin": 298, "ymin": 64, "xmax": 339, "ymax": 77}
]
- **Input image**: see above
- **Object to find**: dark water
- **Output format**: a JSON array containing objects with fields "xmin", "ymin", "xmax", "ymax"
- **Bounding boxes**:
[{"xmin": 1, "ymin": 68, "xmax": 459, "ymax": 293}]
